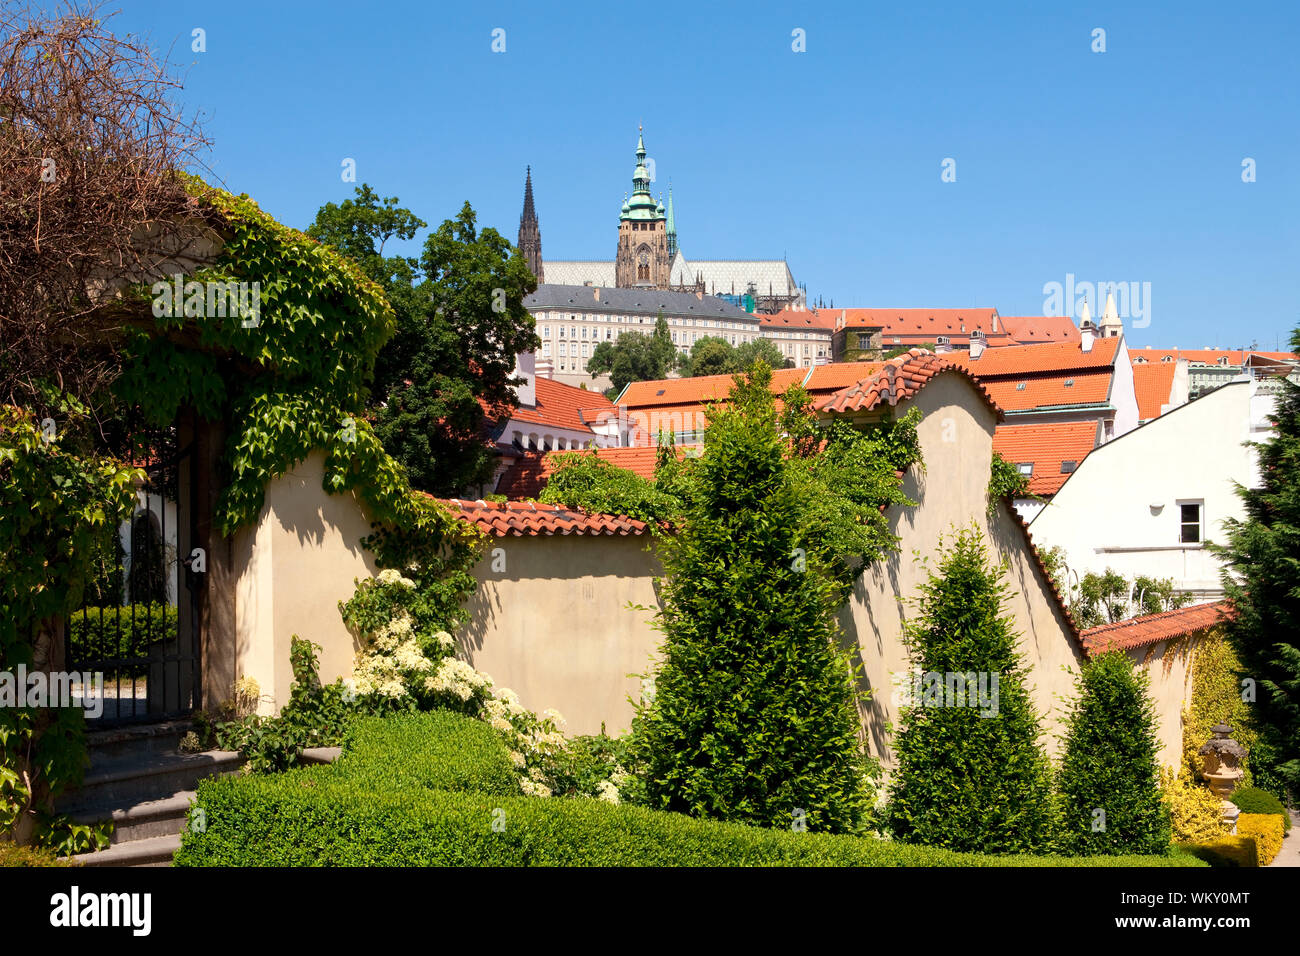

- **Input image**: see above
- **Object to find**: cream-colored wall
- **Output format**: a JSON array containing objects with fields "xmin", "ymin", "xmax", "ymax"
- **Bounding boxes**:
[
  {"xmin": 1029, "ymin": 382, "xmax": 1259, "ymax": 598},
  {"xmin": 460, "ymin": 536, "xmax": 662, "ymax": 736},
  {"xmin": 835, "ymin": 373, "xmax": 1086, "ymax": 766},
  {"xmin": 230, "ymin": 452, "xmax": 377, "ymax": 714},
  {"xmin": 1125, "ymin": 638, "xmax": 1198, "ymax": 770}
]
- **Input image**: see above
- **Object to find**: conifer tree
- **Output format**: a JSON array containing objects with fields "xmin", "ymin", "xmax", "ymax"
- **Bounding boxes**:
[
  {"xmin": 1214, "ymin": 325, "xmax": 1300, "ymax": 799},
  {"xmin": 1057, "ymin": 652, "xmax": 1171, "ymax": 855},
  {"xmin": 887, "ymin": 528, "xmax": 1055, "ymax": 852},
  {"xmin": 628, "ymin": 364, "xmax": 874, "ymax": 833}
]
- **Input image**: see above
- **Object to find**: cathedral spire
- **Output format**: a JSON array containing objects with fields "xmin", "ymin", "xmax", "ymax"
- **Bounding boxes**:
[
  {"xmin": 666, "ymin": 182, "xmax": 678, "ymax": 260},
  {"xmin": 517, "ymin": 165, "xmax": 543, "ymax": 284}
]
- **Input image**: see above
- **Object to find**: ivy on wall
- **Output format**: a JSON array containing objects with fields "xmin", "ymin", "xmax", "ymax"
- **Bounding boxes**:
[
  {"xmin": 1181, "ymin": 629, "xmax": 1258, "ymax": 786},
  {"xmin": 115, "ymin": 177, "xmax": 484, "ymax": 615}
]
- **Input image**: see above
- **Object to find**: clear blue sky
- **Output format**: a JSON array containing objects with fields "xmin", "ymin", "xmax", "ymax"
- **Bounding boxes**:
[{"xmin": 114, "ymin": 0, "xmax": 1299, "ymax": 350}]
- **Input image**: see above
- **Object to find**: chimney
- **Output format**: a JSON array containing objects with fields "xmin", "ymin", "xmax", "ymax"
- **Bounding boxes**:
[
  {"xmin": 969, "ymin": 329, "xmax": 986, "ymax": 360},
  {"xmin": 935, "ymin": 335, "xmax": 953, "ymax": 354},
  {"xmin": 592, "ymin": 288, "xmax": 600, "ymax": 301},
  {"xmin": 991, "ymin": 311, "xmax": 999, "ymax": 333},
  {"xmin": 1080, "ymin": 319, "xmax": 1096, "ymax": 353},
  {"xmin": 513, "ymin": 350, "xmax": 537, "ymax": 407}
]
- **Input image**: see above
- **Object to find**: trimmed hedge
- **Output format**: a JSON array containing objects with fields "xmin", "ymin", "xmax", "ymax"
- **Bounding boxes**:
[
  {"xmin": 334, "ymin": 712, "xmax": 521, "ymax": 797},
  {"xmin": 67, "ymin": 603, "xmax": 177, "ymax": 669},
  {"xmin": 175, "ymin": 712, "xmax": 1205, "ymax": 868},
  {"xmin": 1230, "ymin": 786, "xmax": 1292, "ymax": 834},
  {"xmin": 1237, "ymin": 813, "xmax": 1284, "ymax": 865},
  {"xmin": 0, "ymin": 843, "xmax": 71, "ymax": 867},
  {"xmin": 1177, "ymin": 835, "xmax": 1260, "ymax": 868}
]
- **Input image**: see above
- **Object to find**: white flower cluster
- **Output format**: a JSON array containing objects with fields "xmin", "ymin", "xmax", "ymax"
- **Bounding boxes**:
[
  {"xmin": 519, "ymin": 778, "xmax": 552, "ymax": 798},
  {"xmin": 376, "ymin": 568, "xmax": 416, "ymax": 589},
  {"xmin": 424, "ymin": 656, "xmax": 492, "ymax": 702},
  {"xmin": 596, "ymin": 780, "xmax": 621, "ymax": 805}
]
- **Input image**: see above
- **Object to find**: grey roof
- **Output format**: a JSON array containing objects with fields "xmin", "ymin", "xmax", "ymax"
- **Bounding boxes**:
[
  {"xmin": 542, "ymin": 261, "xmax": 616, "ymax": 287},
  {"xmin": 524, "ymin": 284, "xmax": 757, "ymax": 320},
  {"xmin": 670, "ymin": 254, "xmax": 799, "ymax": 298}
]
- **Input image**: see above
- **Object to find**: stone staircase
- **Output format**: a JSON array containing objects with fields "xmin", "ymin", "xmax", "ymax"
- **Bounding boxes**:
[{"xmin": 58, "ymin": 720, "xmax": 242, "ymax": 868}]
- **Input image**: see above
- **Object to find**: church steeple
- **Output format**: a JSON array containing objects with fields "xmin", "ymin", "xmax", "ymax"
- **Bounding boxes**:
[
  {"xmin": 517, "ymin": 165, "xmax": 543, "ymax": 284},
  {"xmin": 666, "ymin": 183, "xmax": 678, "ymax": 260},
  {"xmin": 615, "ymin": 127, "xmax": 670, "ymax": 288}
]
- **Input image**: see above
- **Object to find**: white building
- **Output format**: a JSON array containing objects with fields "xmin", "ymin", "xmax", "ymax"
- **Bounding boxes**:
[{"xmin": 1028, "ymin": 378, "xmax": 1276, "ymax": 602}]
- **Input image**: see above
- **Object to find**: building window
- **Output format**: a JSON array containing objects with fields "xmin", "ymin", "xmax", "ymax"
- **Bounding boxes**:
[
  {"xmin": 857, "ymin": 333, "xmax": 871, "ymax": 349},
  {"xmin": 570, "ymin": 327, "xmax": 576, "ymax": 339},
  {"xmin": 559, "ymin": 343, "xmax": 567, "ymax": 357},
  {"xmin": 558, "ymin": 326, "xmax": 565, "ymax": 339},
  {"xmin": 1017, "ymin": 463, "xmax": 1033, "ymax": 475},
  {"xmin": 542, "ymin": 343, "xmax": 551, "ymax": 357},
  {"xmin": 541, "ymin": 326, "xmax": 549, "ymax": 337},
  {"xmin": 581, "ymin": 343, "xmax": 589, "ymax": 358},
  {"xmin": 1179, "ymin": 502, "xmax": 1203, "ymax": 544}
]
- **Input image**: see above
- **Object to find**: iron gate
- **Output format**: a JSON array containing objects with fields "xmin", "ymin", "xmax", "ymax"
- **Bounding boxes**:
[{"xmin": 66, "ymin": 420, "xmax": 202, "ymax": 725}]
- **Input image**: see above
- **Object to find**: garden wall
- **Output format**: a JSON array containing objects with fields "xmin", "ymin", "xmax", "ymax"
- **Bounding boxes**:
[{"xmin": 215, "ymin": 378, "xmax": 1199, "ymax": 766}]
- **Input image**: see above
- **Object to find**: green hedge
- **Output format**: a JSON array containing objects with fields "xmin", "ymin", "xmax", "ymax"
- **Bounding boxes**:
[
  {"xmin": 1176, "ymin": 836, "xmax": 1260, "ymax": 868},
  {"xmin": 67, "ymin": 603, "xmax": 177, "ymax": 668},
  {"xmin": 174, "ymin": 712, "xmax": 1205, "ymax": 868},
  {"xmin": 333, "ymin": 712, "xmax": 521, "ymax": 797},
  {"xmin": 1230, "ymin": 786, "xmax": 1292, "ymax": 833}
]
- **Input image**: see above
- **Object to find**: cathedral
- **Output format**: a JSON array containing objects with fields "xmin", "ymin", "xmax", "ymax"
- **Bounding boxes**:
[{"xmin": 517, "ymin": 130, "xmax": 805, "ymax": 313}]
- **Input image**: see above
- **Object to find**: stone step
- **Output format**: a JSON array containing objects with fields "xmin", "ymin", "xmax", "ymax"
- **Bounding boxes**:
[
  {"xmin": 69, "ymin": 790, "xmax": 196, "ymax": 845},
  {"xmin": 83, "ymin": 718, "xmax": 197, "ymax": 762},
  {"xmin": 72, "ymin": 832, "xmax": 181, "ymax": 868},
  {"xmin": 59, "ymin": 749, "xmax": 242, "ymax": 817}
]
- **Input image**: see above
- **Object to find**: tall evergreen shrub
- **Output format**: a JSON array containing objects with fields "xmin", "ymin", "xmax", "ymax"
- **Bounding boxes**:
[
  {"xmin": 886, "ymin": 527, "xmax": 1055, "ymax": 853},
  {"xmin": 1057, "ymin": 651, "xmax": 1171, "ymax": 855},
  {"xmin": 628, "ymin": 364, "xmax": 874, "ymax": 834}
]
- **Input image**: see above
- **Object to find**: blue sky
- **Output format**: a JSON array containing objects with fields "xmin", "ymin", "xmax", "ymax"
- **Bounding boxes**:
[{"xmin": 114, "ymin": 0, "xmax": 1299, "ymax": 349}]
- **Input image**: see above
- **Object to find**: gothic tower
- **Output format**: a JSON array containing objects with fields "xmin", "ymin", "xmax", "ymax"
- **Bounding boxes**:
[
  {"xmin": 615, "ymin": 129, "xmax": 670, "ymax": 288},
  {"xmin": 517, "ymin": 166, "xmax": 543, "ymax": 284},
  {"xmin": 666, "ymin": 183, "xmax": 678, "ymax": 261}
]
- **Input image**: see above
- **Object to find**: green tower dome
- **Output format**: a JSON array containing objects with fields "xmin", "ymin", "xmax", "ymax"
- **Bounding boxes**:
[{"xmin": 619, "ymin": 128, "xmax": 666, "ymax": 224}]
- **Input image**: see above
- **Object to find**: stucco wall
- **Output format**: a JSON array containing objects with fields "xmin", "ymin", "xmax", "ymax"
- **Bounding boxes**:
[
  {"xmin": 835, "ymin": 373, "xmax": 1086, "ymax": 765},
  {"xmin": 230, "ymin": 452, "xmax": 377, "ymax": 714},
  {"xmin": 1029, "ymin": 382, "xmax": 1258, "ymax": 597},
  {"xmin": 1125, "ymin": 638, "xmax": 1198, "ymax": 769},
  {"xmin": 460, "ymin": 536, "xmax": 662, "ymax": 736}
]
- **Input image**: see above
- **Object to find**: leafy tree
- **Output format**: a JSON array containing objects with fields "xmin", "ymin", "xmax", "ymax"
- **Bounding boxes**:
[
  {"xmin": 1056, "ymin": 652, "xmax": 1171, "ymax": 855},
  {"xmin": 627, "ymin": 364, "xmax": 875, "ymax": 833},
  {"xmin": 734, "ymin": 337, "xmax": 790, "ymax": 371},
  {"xmin": 537, "ymin": 452, "xmax": 680, "ymax": 524},
  {"xmin": 1213, "ymin": 324, "xmax": 1300, "ymax": 798},
  {"xmin": 587, "ymin": 314, "xmax": 678, "ymax": 398},
  {"xmin": 988, "ymin": 450, "xmax": 1030, "ymax": 512},
  {"xmin": 886, "ymin": 527, "xmax": 1056, "ymax": 853},
  {"xmin": 1073, "ymin": 569, "xmax": 1190, "ymax": 629},
  {"xmin": 680, "ymin": 336, "xmax": 733, "ymax": 377},
  {"xmin": 308, "ymin": 190, "xmax": 539, "ymax": 494},
  {"xmin": 885, "ymin": 342, "xmax": 935, "ymax": 359}
]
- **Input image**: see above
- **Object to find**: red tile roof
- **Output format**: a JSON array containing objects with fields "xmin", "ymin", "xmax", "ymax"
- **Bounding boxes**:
[
  {"xmin": 437, "ymin": 498, "xmax": 650, "ymax": 537},
  {"xmin": 802, "ymin": 361, "xmax": 887, "ymax": 394},
  {"xmin": 980, "ymin": 369, "xmax": 1113, "ymax": 412},
  {"xmin": 1132, "ymin": 361, "xmax": 1178, "ymax": 421},
  {"xmin": 814, "ymin": 350, "xmax": 1003, "ymax": 418},
  {"xmin": 831, "ymin": 308, "xmax": 1004, "ymax": 339},
  {"xmin": 490, "ymin": 377, "xmax": 615, "ymax": 434},
  {"xmin": 998, "ymin": 315, "xmax": 1082, "ymax": 345},
  {"xmin": 618, "ymin": 367, "xmax": 807, "ymax": 408},
  {"xmin": 758, "ymin": 308, "xmax": 838, "ymax": 331},
  {"xmin": 992, "ymin": 421, "xmax": 1099, "ymax": 495},
  {"xmin": 494, "ymin": 446, "xmax": 662, "ymax": 498},
  {"xmin": 946, "ymin": 337, "xmax": 1121, "ymax": 376},
  {"xmin": 1080, "ymin": 601, "xmax": 1232, "ymax": 656}
]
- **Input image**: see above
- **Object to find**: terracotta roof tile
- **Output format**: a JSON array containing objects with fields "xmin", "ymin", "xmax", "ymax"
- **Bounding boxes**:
[
  {"xmin": 618, "ymin": 367, "xmax": 807, "ymax": 408},
  {"xmin": 488, "ymin": 377, "xmax": 614, "ymax": 434},
  {"xmin": 981, "ymin": 369, "xmax": 1113, "ymax": 412},
  {"xmin": 1081, "ymin": 601, "xmax": 1232, "ymax": 656},
  {"xmin": 997, "ymin": 315, "xmax": 1082, "ymax": 345},
  {"xmin": 992, "ymin": 422, "xmax": 1099, "ymax": 495},
  {"xmin": 813, "ymin": 350, "xmax": 1003, "ymax": 419},
  {"xmin": 758, "ymin": 308, "xmax": 839, "ymax": 331},
  {"xmin": 494, "ymin": 446, "xmax": 663, "ymax": 498},
  {"xmin": 831, "ymin": 308, "xmax": 1006, "ymax": 341},
  {"xmin": 437, "ymin": 498, "xmax": 650, "ymax": 537},
  {"xmin": 1130, "ymin": 348, "xmax": 1296, "ymax": 366},
  {"xmin": 1131, "ymin": 361, "xmax": 1178, "ymax": 421},
  {"xmin": 947, "ymin": 337, "xmax": 1121, "ymax": 376}
]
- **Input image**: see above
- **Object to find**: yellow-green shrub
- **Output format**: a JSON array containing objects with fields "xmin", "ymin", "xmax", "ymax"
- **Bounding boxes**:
[
  {"xmin": 1161, "ymin": 768, "xmax": 1229, "ymax": 843},
  {"xmin": 1237, "ymin": 813, "xmax": 1283, "ymax": 865},
  {"xmin": 1178, "ymin": 835, "xmax": 1259, "ymax": 867},
  {"xmin": 1182, "ymin": 632, "xmax": 1257, "ymax": 785}
]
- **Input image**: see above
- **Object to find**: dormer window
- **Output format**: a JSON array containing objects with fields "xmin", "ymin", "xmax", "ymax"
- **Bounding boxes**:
[{"xmin": 1015, "ymin": 382, "xmax": 1028, "ymax": 391}]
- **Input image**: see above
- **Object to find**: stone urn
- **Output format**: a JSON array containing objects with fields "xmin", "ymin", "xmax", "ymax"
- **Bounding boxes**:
[{"xmin": 1199, "ymin": 723, "xmax": 1247, "ymax": 833}]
